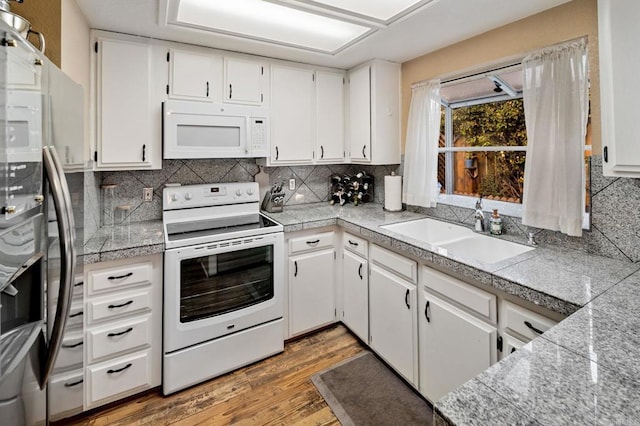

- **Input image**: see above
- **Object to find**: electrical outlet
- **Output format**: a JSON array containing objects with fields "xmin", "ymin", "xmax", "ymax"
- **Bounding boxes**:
[
  {"xmin": 143, "ymin": 187, "xmax": 153, "ymax": 202},
  {"xmin": 289, "ymin": 178, "xmax": 296, "ymax": 191}
]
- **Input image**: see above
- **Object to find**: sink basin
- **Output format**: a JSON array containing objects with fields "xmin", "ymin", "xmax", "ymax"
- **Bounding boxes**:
[
  {"xmin": 382, "ymin": 217, "xmax": 535, "ymax": 264},
  {"xmin": 437, "ymin": 234, "xmax": 535, "ymax": 264},
  {"xmin": 381, "ymin": 218, "xmax": 473, "ymax": 245}
]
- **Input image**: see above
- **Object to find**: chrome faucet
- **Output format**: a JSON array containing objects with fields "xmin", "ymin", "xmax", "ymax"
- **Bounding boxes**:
[{"xmin": 474, "ymin": 196, "xmax": 485, "ymax": 232}]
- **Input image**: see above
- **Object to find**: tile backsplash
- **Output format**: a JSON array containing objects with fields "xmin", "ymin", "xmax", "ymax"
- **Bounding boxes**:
[{"xmin": 92, "ymin": 155, "xmax": 639, "ymax": 263}]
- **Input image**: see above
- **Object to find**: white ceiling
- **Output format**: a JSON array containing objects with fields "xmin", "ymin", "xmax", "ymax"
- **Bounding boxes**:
[{"xmin": 74, "ymin": 0, "xmax": 571, "ymax": 69}]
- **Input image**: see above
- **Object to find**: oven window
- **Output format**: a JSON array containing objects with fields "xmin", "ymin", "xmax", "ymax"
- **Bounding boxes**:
[{"xmin": 179, "ymin": 245, "xmax": 274, "ymax": 323}]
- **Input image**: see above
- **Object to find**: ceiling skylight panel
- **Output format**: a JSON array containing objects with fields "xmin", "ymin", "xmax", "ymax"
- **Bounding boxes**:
[
  {"xmin": 174, "ymin": 0, "xmax": 371, "ymax": 53},
  {"xmin": 304, "ymin": 0, "xmax": 427, "ymax": 21}
]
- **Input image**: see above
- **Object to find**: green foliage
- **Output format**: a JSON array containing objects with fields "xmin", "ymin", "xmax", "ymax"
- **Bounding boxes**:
[
  {"xmin": 451, "ymin": 99, "xmax": 527, "ymax": 201},
  {"xmin": 452, "ymin": 99, "xmax": 527, "ymax": 147}
]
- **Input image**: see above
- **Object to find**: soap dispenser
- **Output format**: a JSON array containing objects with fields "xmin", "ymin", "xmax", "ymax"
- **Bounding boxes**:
[{"xmin": 490, "ymin": 209, "xmax": 503, "ymax": 235}]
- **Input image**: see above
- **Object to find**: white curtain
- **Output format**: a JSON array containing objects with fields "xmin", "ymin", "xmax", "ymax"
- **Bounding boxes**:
[
  {"xmin": 521, "ymin": 39, "xmax": 588, "ymax": 237},
  {"xmin": 403, "ymin": 80, "xmax": 441, "ymax": 208}
]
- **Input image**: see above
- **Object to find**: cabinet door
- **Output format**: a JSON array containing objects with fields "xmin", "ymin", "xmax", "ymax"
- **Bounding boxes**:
[
  {"xmin": 289, "ymin": 249, "xmax": 335, "ymax": 336},
  {"xmin": 169, "ymin": 49, "xmax": 218, "ymax": 101},
  {"xmin": 270, "ymin": 65, "xmax": 314, "ymax": 163},
  {"xmin": 95, "ymin": 37, "xmax": 154, "ymax": 168},
  {"xmin": 419, "ymin": 290, "xmax": 497, "ymax": 402},
  {"xmin": 348, "ymin": 65, "xmax": 371, "ymax": 162},
  {"xmin": 224, "ymin": 57, "xmax": 264, "ymax": 105},
  {"xmin": 599, "ymin": 0, "xmax": 640, "ymax": 176},
  {"xmin": 316, "ymin": 70, "xmax": 345, "ymax": 162},
  {"xmin": 342, "ymin": 251, "xmax": 368, "ymax": 342},
  {"xmin": 369, "ymin": 264, "xmax": 417, "ymax": 385}
]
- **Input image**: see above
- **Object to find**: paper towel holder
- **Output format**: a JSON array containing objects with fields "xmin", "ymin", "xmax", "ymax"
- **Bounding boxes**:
[{"xmin": 383, "ymin": 172, "xmax": 405, "ymax": 212}]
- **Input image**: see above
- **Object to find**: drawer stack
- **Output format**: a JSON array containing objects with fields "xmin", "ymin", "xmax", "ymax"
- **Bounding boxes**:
[
  {"xmin": 48, "ymin": 272, "xmax": 85, "ymax": 422},
  {"xmin": 84, "ymin": 255, "xmax": 162, "ymax": 409}
]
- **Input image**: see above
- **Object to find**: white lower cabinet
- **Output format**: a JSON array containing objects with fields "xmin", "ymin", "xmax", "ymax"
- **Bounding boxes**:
[
  {"xmin": 418, "ymin": 266, "xmax": 497, "ymax": 402},
  {"xmin": 498, "ymin": 300, "xmax": 558, "ymax": 360},
  {"xmin": 84, "ymin": 254, "xmax": 162, "ymax": 410},
  {"xmin": 49, "ymin": 371, "xmax": 85, "ymax": 421},
  {"xmin": 86, "ymin": 349, "xmax": 153, "ymax": 406},
  {"xmin": 288, "ymin": 231, "xmax": 336, "ymax": 337},
  {"xmin": 369, "ymin": 245, "xmax": 418, "ymax": 385},
  {"xmin": 419, "ymin": 290, "xmax": 497, "ymax": 402},
  {"xmin": 342, "ymin": 250, "xmax": 368, "ymax": 342}
]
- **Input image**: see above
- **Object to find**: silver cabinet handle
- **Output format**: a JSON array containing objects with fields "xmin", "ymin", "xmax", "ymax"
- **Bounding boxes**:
[{"xmin": 41, "ymin": 146, "xmax": 76, "ymax": 390}]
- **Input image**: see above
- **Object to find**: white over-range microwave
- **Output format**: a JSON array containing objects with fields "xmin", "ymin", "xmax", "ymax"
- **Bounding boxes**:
[{"xmin": 163, "ymin": 100, "xmax": 269, "ymax": 159}]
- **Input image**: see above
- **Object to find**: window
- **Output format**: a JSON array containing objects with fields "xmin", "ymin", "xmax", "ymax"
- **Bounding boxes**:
[{"xmin": 436, "ymin": 64, "xmax": 590, "ymax": 224}]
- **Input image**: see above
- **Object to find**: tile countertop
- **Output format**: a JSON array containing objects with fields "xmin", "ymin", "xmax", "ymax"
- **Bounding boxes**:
[
  {"xmin": 83, "ymin": 220, "xmax": 164, "ymax": 264},
  {"xmin": 263, "ymin": 202, "xmax": 640, "ymax": 426},
  {"xmin": 85, "ymin": 203, "xmax": 640, "ymax": 425}
]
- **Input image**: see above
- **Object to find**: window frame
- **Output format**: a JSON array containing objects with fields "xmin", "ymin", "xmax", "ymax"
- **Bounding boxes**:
[{"xmin": 436, "ymin": 84, "xmax": 591, "ymax": 230}]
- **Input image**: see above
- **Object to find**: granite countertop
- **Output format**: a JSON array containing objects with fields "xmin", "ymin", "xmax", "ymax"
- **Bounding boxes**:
[
  {"xmin": 86, "ymin": 204, "xmax": 640, "ymax": 424},
  {"xmin": 263, "ymin": 202, "xmax": 640, "ymax": 425},
  {"xmin": 83, "ymin": 220, "xmax": 164, "ymax": 264},
  {"xmin": 263, "ymin": 203, "xmax": 639, "ymax": 316}
]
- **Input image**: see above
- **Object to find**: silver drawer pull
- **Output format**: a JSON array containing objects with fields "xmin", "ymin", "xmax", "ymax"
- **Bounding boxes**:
[
  {"xmin": 107, "ymin": 327, "xmax": 133, "ymax": 338},
  {"xmin": 107, "ymin": 363, "xmax": 132, "ymax": 374}
]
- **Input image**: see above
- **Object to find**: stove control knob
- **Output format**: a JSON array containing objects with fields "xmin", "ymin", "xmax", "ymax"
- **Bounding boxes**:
[
  {"xmin": 170, "ymin": 193, "xmax": 179, "ymax": 202},
  {"xmin": 184, "ymin": 193, "xmax": 193, "ymax": 201},
  {"xmin": 247, "ymin": 187, "xmax": 254, "ymax": 195},
  {"xmin": 236, "ymin": 189, "xmax": 243, "ymax": 196}
]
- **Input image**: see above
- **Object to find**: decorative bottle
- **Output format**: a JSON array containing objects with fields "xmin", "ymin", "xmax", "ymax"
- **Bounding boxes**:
[{"xmin": 490, "ymin": 209, "xmax": 503, "ymax": 235}]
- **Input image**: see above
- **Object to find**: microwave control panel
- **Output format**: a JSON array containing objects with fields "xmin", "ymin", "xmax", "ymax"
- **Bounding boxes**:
[{"xmin": 251, "ymin": 117, "xmax": 268, "ymax": 157}]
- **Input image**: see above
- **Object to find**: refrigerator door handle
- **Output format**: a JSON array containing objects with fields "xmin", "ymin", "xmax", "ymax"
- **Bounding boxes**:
[{"xmin": 41, "ymin": 146, "xmax": 77, "ymax": 389}]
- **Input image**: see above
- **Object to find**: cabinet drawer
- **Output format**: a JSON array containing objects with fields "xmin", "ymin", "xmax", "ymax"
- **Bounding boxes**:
[
  {"xmin": 87, "ymin": 316, "xmax": 151, "ymax": 363},
  {"xmin": 88, "ymin": 262, "xmax": 153, "ymax": 295},
  {"xmin": 86, "ymin": 349, "xmax": 152, "ymax": 407},
  {"xmin": 49, "ymin": 370, "xmax": 84, "ymax": 421},
  {"xmin": 370, "ymin": 244, "xmax": 417, "ymax": 283},
  {"xmin": 56, "ymin": 330, "xmax": 84, "ymax": 371},
  {"xmin": 502, "ymin": 301, "xmax": 557, "ymax": 342},
  {"xmin": 343, "ymin": 232, "xmax": 368, "ymax": 258},
  {"xmin": 289, "ymin": 232, "xmax": 334, "ymax": 254},
  {"xmin": 88, "ymin": 288, "xmax": 152, "ymax": 325},
  {"xmin": 421, "ymin": 266, "xmax": 496, "ymax": 323}
]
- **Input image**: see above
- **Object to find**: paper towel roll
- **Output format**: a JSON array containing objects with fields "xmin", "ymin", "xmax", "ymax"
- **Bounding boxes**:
[{"xmin": 384, "ymin": 174, "xmax": 402, "ymax": 211}]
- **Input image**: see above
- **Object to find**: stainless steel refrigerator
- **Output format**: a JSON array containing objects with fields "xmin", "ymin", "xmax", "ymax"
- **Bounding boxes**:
[{"xmin": 0, "ymin": 18, "xmax": 85, "ymax": 426}]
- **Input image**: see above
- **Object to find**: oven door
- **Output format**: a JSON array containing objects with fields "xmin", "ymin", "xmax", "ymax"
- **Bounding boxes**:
[{"xmin": 164, "ymin": 232, "xmax": 283, "ymax": 353}]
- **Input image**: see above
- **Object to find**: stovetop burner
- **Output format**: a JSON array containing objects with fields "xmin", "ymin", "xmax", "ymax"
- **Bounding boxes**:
[{"xmin": 163, "ymin": 183, "xmax": 283, "ymax": 249}]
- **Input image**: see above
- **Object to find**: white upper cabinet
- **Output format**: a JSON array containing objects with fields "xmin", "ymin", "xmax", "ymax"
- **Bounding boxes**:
[
  {"xmin": 598, "ymin": 0, "xmax": 640, "ymax": 176},
  {"xmin": 223, "ymin": 57, "xmax": 266, "ymax": 106},
  {"xmin": 168, "ymin": 49, "xmax": 220, "ymax": 102},
  {"xmin": 315, "ymin": 70, "xmax": 345, "ymax": 163},
  {"xmin": 92, "ymin": 33, "xmax": 163, "ymax": 170},
  {"xmin": 348, "ymin": 65, "xmax": 371, "ymax": 162},
  {"xmin": 270, "ymin": 64, "xmax": 314, "ymax": 164},
  {"xmin": 347, "ymin": 59, "xmax": 401, "ymax": 165}
]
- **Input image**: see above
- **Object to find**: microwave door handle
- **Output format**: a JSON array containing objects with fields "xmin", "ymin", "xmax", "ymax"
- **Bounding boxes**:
[
  {"xmin": 245, "ymin": 117, "xmax": 250, "ymax": 155},
  {"xmin": 41, "ymin": 146, "xmax": 76, "ymax": 390}
]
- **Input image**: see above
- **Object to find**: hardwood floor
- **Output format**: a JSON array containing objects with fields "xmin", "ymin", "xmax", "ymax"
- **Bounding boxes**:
[{"xmin": 65, "ymin": 325, "xmax": 365, "ymax": 425}]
